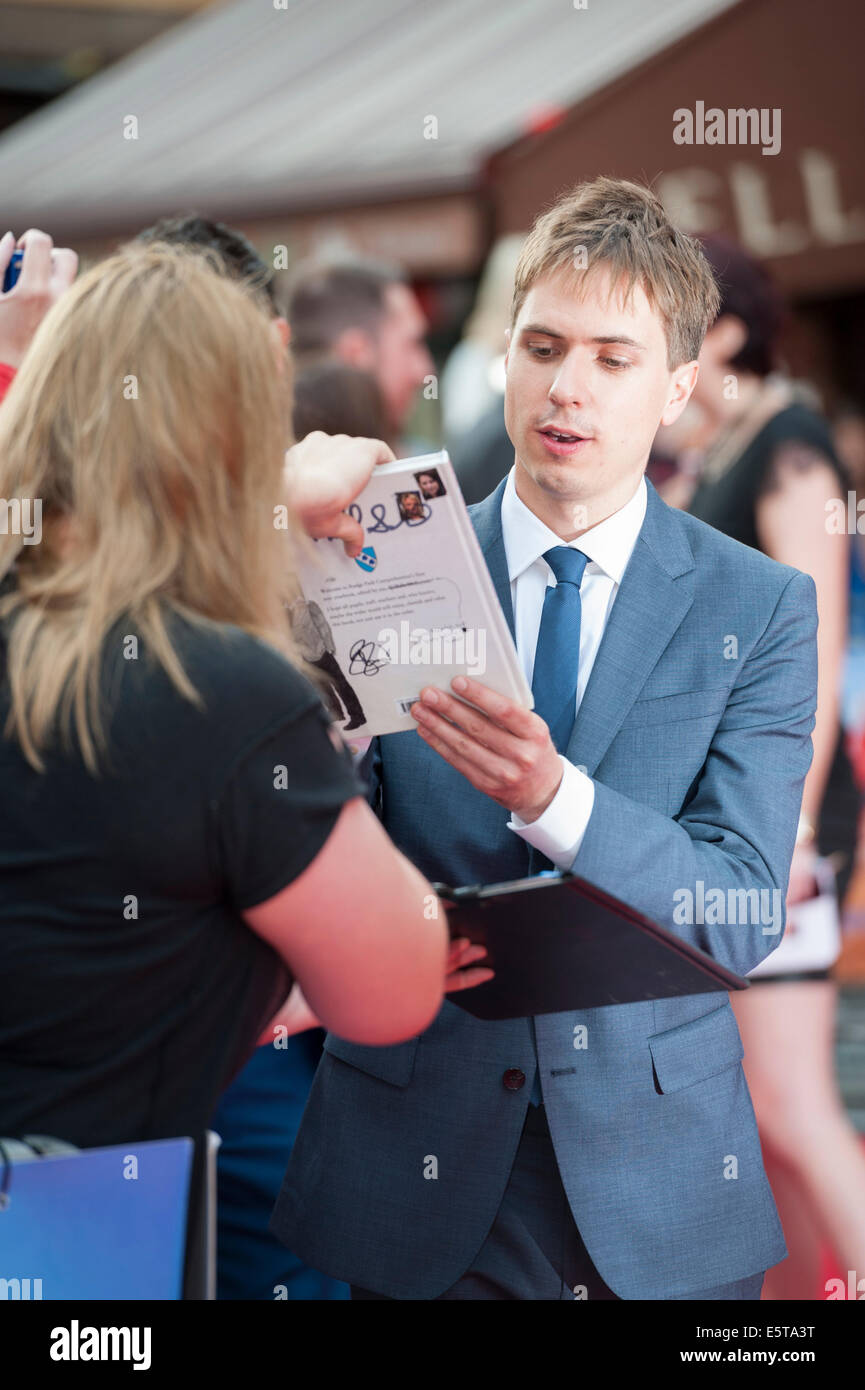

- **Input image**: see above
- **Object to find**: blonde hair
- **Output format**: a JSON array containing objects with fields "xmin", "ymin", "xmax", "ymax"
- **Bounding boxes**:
[
  {"xmin": 511, "ymin": 176, "xmax": 720, "ymax": 367},
  {"xmin": 0, "ymin": 241, "xmax": 309, "ymax": 773}
]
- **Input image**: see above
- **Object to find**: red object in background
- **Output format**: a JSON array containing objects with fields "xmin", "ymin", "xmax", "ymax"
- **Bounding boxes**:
[
  {"xmin": 848, "ymin": 726, "xmax": 865, "ymax": 791},
  {"xmin": 523, "ymin": 104, "xmax": 566, "ymax": 136},
  {"xmin": 0, "ymin": 361, "xmax": 16, "ymax": 403},
  {"xmin": 820, "ymin": 1246, "xmax": 843, "ymax": 1300},
  {"xmin": 482, "ymin": 104, "xmax": 567, "ymax": 188}
]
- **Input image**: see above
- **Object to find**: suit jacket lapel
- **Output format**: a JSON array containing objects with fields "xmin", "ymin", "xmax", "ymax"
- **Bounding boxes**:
[
  {"xmin": 566, "ymin": 481, "xmax": 696, "ymax": 775},
  {"xmin": 469, "ymin": 475, "xmax": 696, "ymax": 776}
]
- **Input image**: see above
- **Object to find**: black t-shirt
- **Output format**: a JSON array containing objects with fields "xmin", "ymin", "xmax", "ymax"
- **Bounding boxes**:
[
  {"xmin": 0, "ymin": 613, "xmax": 363, "ymax": 1148},
  {"xmin": 687, "ymin": 401, "xmax": 851, "ymax": 551}
]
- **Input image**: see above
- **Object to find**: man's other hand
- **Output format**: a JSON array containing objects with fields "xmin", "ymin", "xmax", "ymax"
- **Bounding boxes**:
[{"xmin": 411, "ymin": 674, "xmax": 563, "ymax": 822}]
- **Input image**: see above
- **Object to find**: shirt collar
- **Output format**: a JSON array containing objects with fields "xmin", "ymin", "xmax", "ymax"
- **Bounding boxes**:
[{"xmin": 501, "ymin": 465, "xmax": 647, "ymax": 585}]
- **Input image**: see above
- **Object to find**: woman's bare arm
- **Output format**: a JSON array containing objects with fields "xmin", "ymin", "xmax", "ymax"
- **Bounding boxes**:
[{"xmin": 243, "ymin": 795, "xmax": 448, "ymax": 1046}]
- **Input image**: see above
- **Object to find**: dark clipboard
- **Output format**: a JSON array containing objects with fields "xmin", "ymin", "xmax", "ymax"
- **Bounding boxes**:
[{"xmin": 433, "ymin": 871, "xmax": 749, "ymax": 1020}]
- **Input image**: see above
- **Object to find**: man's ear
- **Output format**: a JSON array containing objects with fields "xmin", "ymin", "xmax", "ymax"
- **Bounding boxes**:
[
  {"xmin": 333, "ymin": 326, "xmax": 376, "ymax": 369},
  {"xmin": 270, "ymin": 316, "xmax": 290, "ymax": 373},
  {"xmin": 660, "ymin": 359, "xmax": 700, "ymax": 429}
]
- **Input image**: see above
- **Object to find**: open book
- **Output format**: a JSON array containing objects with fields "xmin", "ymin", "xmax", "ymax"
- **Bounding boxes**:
[{"xmin": 292, "ymin": 450, "xmax": 532, "ymax": 738}]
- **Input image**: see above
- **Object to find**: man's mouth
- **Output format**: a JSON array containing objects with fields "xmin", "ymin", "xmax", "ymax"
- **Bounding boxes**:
[{"xmin": 537, "ymin": 426, "xmax": 593, "ymax": 455}]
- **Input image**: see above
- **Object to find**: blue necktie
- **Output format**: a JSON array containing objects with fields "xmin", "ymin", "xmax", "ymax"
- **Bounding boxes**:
[
  {"xmin": 530, "ymin": 545, "xmax": 589, "ymax": 753},
  {"xmin": 526, "ymin": 547, "xmax": 588, "ymax": 1106},
  {"xmin": 525, "ymin": 550, "xmax": 588, "ymax": 880}
]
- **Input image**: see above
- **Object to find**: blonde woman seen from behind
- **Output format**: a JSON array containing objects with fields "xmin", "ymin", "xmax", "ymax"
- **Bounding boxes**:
[{"xmin": 0, "ymin": 243, "xmax": 487, "ymax": 1152}]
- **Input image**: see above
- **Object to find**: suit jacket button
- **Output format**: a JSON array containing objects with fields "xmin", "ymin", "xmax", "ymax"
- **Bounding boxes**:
[{"xmin": 503, "ymin": 1068, "xmax": 526, "ymax": 1091}]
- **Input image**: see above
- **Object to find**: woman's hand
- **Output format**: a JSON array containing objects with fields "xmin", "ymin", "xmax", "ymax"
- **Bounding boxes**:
[
  {"xmin": 284, "ymin": 431, "xmax": 395, "ymax": 558},
  {"xmin": 444, "ymin": 936, "xmax": 494, "ymax": 993},
  {"xmin": 0, "ymin": 229, "xmax": 78, "ymax": 368},
  {"xmin": 256, "ymin": 981, "xmax": 321, "ymax": 1045},
  {"xmin": 256, "ymin": 938, "xmax": 492, "ymax": 1047}
]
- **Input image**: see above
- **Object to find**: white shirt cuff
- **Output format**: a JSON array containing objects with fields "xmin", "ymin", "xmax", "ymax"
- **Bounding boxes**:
[{"xmin": 507, "ymin": 756, "xmax": 595, "ymax": 870}]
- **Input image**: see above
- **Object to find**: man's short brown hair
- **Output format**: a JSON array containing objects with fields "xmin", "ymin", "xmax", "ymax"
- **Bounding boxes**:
[{"xmin": 511, "ymin": 177, "xmax": 720, "ymax": 368}]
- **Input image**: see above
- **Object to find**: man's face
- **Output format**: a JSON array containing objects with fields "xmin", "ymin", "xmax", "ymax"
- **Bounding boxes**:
[
  {"xmin": 372, "ymin": 283, "xmax": 434, "ymax": 437},
  {"xmin": 504, "ymin": 263, "xmax": 696, "ymax": 512}
]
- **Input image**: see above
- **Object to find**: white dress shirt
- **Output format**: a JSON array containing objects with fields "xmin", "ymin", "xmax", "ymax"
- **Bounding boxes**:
[{"xmin": 503, "ymin": 467, "xmax": 648, "ymax": 869}]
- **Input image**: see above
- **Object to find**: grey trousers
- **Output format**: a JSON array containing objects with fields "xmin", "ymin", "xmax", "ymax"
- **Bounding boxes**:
[{"xmin": 352, "ymin": 1101, "xmax": 766, "ymax": 1301}]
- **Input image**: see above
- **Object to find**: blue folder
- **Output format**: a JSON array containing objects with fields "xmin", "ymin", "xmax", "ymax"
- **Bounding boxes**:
[{"xmin": 0, "ymin": 1136, "xmax": 193, "ymax": 1300}]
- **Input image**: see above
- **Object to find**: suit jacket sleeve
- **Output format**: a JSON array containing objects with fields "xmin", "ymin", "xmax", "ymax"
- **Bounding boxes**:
[{"xmin": 568, "ymin": 570, "xmax": 818, "ymax": 977}]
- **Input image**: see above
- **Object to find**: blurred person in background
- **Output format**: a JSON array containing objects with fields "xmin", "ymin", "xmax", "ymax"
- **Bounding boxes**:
[
  {"xmin": 449, "ymin": 401, "xmax": 517, "ymax": 506},
  {"xmin": 291, "ymin": 358, "xmax": 386, "ymax": 441},
  {"xmin": 445, "ymin": 237, "xmax": 528, "ymax": 507},
  {"xmin": 287, "ymin": 257, "xmax": 434, "ymax": 454},
  {"xmin": 0, "ymin": 242, "xmax": 484, "ymax": 1281},
  {"xmin": 659, "ymin": 236, "xmax": 865, "ymax": 1299},
  {"xmin": 440, "ymin": 234, "xmax": 524, "ymax": 445},
  {"xmin": 137, "ymin": 213, "xmax": 290, "ymax": 341},
  {"xmin": 832, "ymin": 403, "xmax": 865, "ymax": 762},
  {"xmin": 132, "ymin": 218, "xmax": 394, "ymax": 1301}
]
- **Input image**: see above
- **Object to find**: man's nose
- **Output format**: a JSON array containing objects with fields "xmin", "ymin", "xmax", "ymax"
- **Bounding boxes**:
[{"xmin": 548, "ymin": 355, "xmax": 587, "ymax": 408}]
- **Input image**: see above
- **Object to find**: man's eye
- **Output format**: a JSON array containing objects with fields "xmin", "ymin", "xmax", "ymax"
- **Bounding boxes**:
[
  {"xmin": 527, "ymin": 345, "xmax": 555, "ymax": 358},
  {"xmin": 600, "ymin": 356, "xmax": 630, "ymax": 370}
]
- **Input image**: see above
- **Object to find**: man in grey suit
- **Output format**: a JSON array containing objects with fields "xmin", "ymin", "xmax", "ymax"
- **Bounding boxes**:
[{"xmin": 271, "ymin": 177, "xmax": 814, "ymax": 1299}]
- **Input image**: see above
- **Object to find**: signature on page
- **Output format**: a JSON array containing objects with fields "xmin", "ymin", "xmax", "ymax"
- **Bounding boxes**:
[{"xmin": 348, "ymin": 638, "xmax": 390, "ymax": 675}]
